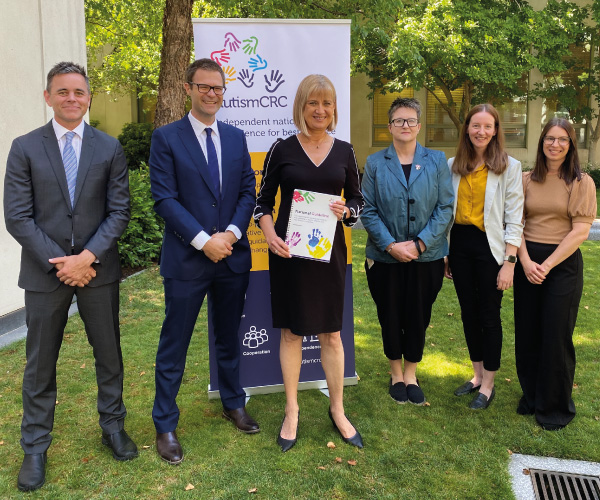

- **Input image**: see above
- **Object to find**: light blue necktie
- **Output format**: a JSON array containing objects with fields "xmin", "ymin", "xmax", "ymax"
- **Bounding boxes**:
[
  {"xmin": 205, "ymin": 128, "xmax": 220, "ymax": 194},
  {"xmin": 63, "ymin": 131, "xmax": 78, "ymax": 206}
]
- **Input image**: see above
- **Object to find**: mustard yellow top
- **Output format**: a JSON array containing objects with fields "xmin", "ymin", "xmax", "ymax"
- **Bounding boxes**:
[{"xmin": 455, "ymin": 164, "xmax": 488, "ymax": 231}]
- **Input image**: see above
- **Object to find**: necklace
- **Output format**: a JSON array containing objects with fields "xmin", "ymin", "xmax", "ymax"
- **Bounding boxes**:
[{"xmin": 301, "ymin": 133, "xmax": 328, "ymax": 149}]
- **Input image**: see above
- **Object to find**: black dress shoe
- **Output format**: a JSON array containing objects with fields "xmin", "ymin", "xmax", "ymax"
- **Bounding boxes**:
[
  {"xmin": 469, "ymin": 388, "xmax": 495, "ymax": 410},
  {"xmin": 454, "ymin": 380, "xmax": 481, "ymax": 396},
  {"xmin": 156, "ymin": 431, "xmax": 183, "ymax": 464},
  {"xmin": 102, "ymin": 429, "xmax": 138, "ymax": 461},
  {"xmin": 223, "ymin": 407, "xmax": 260, "ymax": 434},
  {"xmin": 277, "ymin": 412, "xmax": 299, "ymax": 452},
  {"xmin": 328, "ymin": 408, "xmax": 363, "ymax": 449},
  {"xmin": 17, "ymin": 452, "xmax": 47, "ymax": 492}
]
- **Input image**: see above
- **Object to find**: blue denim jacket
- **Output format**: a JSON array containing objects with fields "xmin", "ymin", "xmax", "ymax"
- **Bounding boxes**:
[{"xmin": 361, "ymin": 142, "xmax": 454, "ymax": 263}]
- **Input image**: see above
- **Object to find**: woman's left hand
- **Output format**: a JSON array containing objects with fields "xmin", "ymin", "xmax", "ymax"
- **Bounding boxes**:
[
  {"xmin": 496, "ymin": 263, "xmax": 515, "ymax": 290},
  {"xmin": 330, "ymin": 200, "xmax": 348, "ymax": 221}
]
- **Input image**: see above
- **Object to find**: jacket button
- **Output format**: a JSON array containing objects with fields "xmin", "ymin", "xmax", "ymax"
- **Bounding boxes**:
[
  {"xmin": 212, "ymin": 226, "xmax": 217, "ymax": 233},
  {"xmin": 409, "ymin": 199, "xmax": 415, "ymax": 204},
  {"xmin": 410, "ymin": 216, "xmax": 416, "ymax": 221},
  {"xmin": 212, "ymin": 202, "xmax": 217, "ymax": 207}
]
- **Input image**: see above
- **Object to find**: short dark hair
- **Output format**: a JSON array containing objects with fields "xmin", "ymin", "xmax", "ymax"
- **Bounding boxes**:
[
  {"xmin": 46, "ymin": 61, "xmax": 89, "ymax": 93},
  {"xmin": 532, "ymin": 118, "xmax": 581, "ymax": 184},
  {"xmin": 388, "ymin": 97, "xmax": 421, "ymax": 122},
  {"xmin": 185, "ymin": 58, "xmax": 226, "ymax": 86}
]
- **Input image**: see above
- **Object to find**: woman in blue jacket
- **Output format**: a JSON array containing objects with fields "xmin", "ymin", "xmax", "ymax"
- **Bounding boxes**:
[{"xmin": 361, "ymin": 97, "xmax": 454, "ymax": 405}]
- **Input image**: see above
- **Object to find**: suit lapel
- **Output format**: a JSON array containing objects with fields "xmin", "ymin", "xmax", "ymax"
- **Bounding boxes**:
[
  {"xmin": 74, "ymin": 122, "xmax": 95, "ymax": 208},
  {"xmin": 408, "ymin": 143, "xmax": 427, "ymax": 188},
  {"xmin": 41, "ymin": 121, "xmax": 72, "ymax": 208},
  {"xmin": 178, "ymin": 115, "xmax": 220, "ymax": 199},
  {"xmin": 484, "ymin": 169, "xmax": 500, "ymax": 219},
  {"xmin": 383, "ymin": 144, "xmax": 407, "ymax": 188}
]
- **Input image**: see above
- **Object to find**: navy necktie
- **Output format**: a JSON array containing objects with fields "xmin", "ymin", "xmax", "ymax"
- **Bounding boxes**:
[{"xmin": 205, "ymin": 128, "xmax": 220, "ymax": 194}]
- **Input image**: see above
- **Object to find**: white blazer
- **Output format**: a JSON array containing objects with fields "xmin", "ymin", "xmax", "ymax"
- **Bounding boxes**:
[{"xmin": 448, "ymin": 155, "xmax": 524, "ymax": 265}]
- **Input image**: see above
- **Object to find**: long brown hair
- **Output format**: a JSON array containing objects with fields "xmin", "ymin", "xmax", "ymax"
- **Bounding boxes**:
[
  {"xmin": 532, "ymin": 118, "xmax": 581, "ymax": 184},
  {"xmin": 452, "ymin": 103, "xmax": 508, "ymax": 176}
]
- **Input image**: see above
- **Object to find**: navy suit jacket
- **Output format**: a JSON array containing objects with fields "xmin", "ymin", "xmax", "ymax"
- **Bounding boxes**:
[
  {"xmin": 4, "ymin": 121, "xmax": 130, "ymax": 292},
  {"xmin": 149, "ymin": 114, "xmax": 255, "ymax": 280}
]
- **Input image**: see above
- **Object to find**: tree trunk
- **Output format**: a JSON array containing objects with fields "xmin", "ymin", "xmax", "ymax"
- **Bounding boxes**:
[
  {"xmin": 153, "ymin": 0, "xmax": 194, "ymax": 129},
  {"xmin": 589, "ymin": 119, "xmax": 600, "ymax": 166}
]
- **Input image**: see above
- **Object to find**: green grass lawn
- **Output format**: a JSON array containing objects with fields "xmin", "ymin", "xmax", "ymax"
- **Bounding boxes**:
[{"xmin": 1, "ymin": 230, "xmax": 599, "ymax": 499}]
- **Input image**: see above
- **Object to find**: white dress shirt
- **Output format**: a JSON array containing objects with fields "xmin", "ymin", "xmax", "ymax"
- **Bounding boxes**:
[
  {"xmin": 187, "ymin": 112, "xmax": 242, "ymax": 250},
  {"xmin": 52, "ymin": 119, "xmax": 85, "ymax": 162}
]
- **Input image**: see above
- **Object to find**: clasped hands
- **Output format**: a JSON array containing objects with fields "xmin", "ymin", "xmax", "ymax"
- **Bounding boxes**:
[
  {"xmin": 49, "ymin": 249, "xmax": 97, "ymax": 287},
  {"xmin": 202, "ymin": 231, "xmax": 238, "ymax": 263},
  {"xmin": 386, "ymin": 240, "xmax": 422, "ymax": 263}
]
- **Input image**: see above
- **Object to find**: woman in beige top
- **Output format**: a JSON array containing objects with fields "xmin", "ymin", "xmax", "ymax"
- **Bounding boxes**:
[{"xmin": 514, "ymin": 118, "xmax": 597, "ymax": 431}]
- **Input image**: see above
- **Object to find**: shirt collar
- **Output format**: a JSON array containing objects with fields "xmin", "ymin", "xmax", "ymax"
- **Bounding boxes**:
[
  {"xmin": 52, "ymin": 118, "xmax": 85, "ymax": 141},
  {"xmin": 188, "ymin": 112, "xmax": 219, "ymax": 139}
]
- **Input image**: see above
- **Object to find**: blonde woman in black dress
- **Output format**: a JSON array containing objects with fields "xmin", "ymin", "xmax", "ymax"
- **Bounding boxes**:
[{"xmin": 254, "ymin": 75, "xmax": 364, "ymax": 452}]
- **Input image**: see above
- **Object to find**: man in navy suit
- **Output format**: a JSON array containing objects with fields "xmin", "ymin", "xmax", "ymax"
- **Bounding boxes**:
[
  {"xmin": 4, "ymin": 62, "xmax": 136, "ymax": 492},
  {"xmin": 149, "ymin": 58, "xmax": 258, "ymax": 464}
]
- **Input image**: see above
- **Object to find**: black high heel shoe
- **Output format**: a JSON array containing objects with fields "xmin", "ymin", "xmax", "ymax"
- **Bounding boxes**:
[
  {"xmin": 328, "ymin": 408, "xmax": 363, "ymax": 449},
  {"xmin": 277, "ymin": 412, "xmax": 299, "ymax": 452}
]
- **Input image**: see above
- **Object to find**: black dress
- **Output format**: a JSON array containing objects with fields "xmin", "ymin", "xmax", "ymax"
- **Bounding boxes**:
[{"xmin": 254, "ymin": 136, "xmax": 364, "ymax": 335}]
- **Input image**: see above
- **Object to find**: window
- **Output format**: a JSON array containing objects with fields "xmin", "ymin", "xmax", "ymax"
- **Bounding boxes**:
[
  {"xmin": 372, "ymin": 88, "xmax": 414, "ymax": 146},
  {"xmin": 425, "ymin": 81, "xmax": 528, "ymax": 148}
]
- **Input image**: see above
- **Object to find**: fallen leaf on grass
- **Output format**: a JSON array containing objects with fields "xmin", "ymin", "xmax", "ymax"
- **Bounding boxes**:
[
  {"xmin": 82, "ymin": 457, "xmax": 89, "ymax": 463},
  {"xmin": 507, "ymin": 449, "xmax": 513, "ymax": 455},
  {"xmin": 505, "ymin": 378, "xmax": 511, "ymax": 383},
  {"xmin": 248, "ymin": 487, "xmax": 257, "ymax": 493},
  {"xmin": 428, "ymin": 325, "xmax": 434, "ymax": 329},
  {"xmin": 523, "ymin": 469, "xmax": 530, "ymax": 475},
  {"xmin": 447, "ymin": 313, "xmax": 454, "ymax": 317},
  {"xmin": 0, "ymin": 441, "xmax": 4, "ymax": 445},
  {"xmin": 327, "ymin": 442, "xmax": 336, "ymax": 449},
  {"xmin": 594, "ymin": 416, "xmax": 599, "ymax": 421},
  {"xmin": 142, "ymin": 445, "xmax": 151, "ymax": 449},
  {"xmin": 347, "ymin": 460, "xmax": 357, "ymax": 466},
  {"xmin": 356, "ymin": 375, "xmax": 360, "ymax": 381},
  {"xmin": 584, "ymin": 305, "xmax": 589, "ymax": 310},
  {"xmin": 80, "ymin": 363, "xmax": 86, "ymax": 369},
  {"xmin": 573, "ymin": 383, "xmax": 578, "ymax": 388},
  {"xmin": 185, "ymin": 484, "xmax": 195, "ymax": 491},
  {"xmin": 335, "ymin": 457, "xmax": 342, "ymax": 463},
  {"xmin": 317, "ymin": 466, "xmax": 326, "ymax": 470},
  {"xmin": 424, "ymin": 402, "xmax": 431, "ymax": 407},
  {"xmin": 140, "ymin": 371, "xmax": 146, "ymax": 376},
  {"xmin": 419, "ymin": 440, "xmax": 424, "ymax": 443}
]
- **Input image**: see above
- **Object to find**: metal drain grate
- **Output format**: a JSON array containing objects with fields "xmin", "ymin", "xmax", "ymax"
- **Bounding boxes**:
[{"xmin": 529, "ymin": 468, "xmax": 600, "ymax": 500}]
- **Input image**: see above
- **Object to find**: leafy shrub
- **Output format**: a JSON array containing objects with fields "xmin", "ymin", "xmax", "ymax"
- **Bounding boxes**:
[
  {"xmin": 118, "ymin": 122, "xmax": 153, "ymax": 170},
  {"xmin": 582, "ymin": 163, "xmax": 600, "ymax": 187},
  {"xmin": 119, "ymin": 163, "xmax": 163, "ymax": 268}
]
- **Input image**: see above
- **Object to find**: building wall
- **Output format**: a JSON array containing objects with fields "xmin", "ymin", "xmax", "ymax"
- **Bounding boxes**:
[{"xmin": 0, "ymin": 0, "xmax": 86, "ymax": 318}]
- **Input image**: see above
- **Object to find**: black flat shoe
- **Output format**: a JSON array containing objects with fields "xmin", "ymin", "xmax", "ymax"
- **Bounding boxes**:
[
  {"xmin": 328, "ymin": 408, "xmax": 363, "ymax": 449},
  {"xmin": 406, "ymin": 380, "xmax": 426, "ymax": 405},
  {"xmin": 17, "ymin": 452, "xmax": 47, "ymax": 492},
  {"xmin": 454, "ymin": 380, "xmax": 481, "ymax": 396},
  {"xmin": 277, "ymin": 412, "xmax": 299, "ymax": 452},
  {"xmin": 469, "ymin": 387, "xmax": 495, "ymax": 410},
  {"xmin": 389, "ymin": 378, "xmax": 408, "ymax": 404}
]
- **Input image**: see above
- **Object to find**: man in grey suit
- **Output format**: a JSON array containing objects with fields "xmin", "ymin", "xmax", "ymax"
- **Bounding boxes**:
[{"xmin": 4, "ymin": 62, "xmax": 137, "ymax": 492}]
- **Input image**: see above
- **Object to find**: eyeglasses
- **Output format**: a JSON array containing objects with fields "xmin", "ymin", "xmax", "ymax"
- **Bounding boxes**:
[
  {"xmin": 390, "ymin": 118, "xmax": 419, "ymax": 128},
  {"xmin": 187, "ymin": 83, "xmax": 226, "ymax": 95},
  {"xmin": 543, "ymin": 136, "xmax": 570, "ymax": 146}
]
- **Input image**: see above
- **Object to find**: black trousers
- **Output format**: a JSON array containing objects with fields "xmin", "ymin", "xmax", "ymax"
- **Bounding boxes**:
[
  {"xmin": 21, "ymin": 281, "xmax": 125, "ymax": 454},
  {"xmin": 514, "ymin": 241, "xmax": 582, "ymax": 428},
  {"xmin": 365, "ymin": 258, "xmax": 444, "ymax": 363},
  {"xmin": 449, "ymin": 224, "xmax": 504, "ymax": 371}
]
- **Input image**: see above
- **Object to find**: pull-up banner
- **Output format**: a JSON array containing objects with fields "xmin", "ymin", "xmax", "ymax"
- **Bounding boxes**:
[{"xmin": 192, "ymin": 18, "xmax": 356, "ymax": 398}]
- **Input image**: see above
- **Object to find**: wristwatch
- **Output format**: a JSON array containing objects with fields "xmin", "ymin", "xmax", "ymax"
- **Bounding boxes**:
[{"xmin": 504, "ymin": 255, "xmax": 517, "ymax": 264}]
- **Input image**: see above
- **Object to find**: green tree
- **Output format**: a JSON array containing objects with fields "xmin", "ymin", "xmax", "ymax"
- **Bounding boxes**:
[
  {"xmin": 353, "ymin": 0, "xmax": 584, "ymax": 130},
  {"xmin": 530, "ymin": 1, "xmax": 600, "ymax": 162}
]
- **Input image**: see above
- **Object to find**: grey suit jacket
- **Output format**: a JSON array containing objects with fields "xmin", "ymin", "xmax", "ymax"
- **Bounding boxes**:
[{"xmin": 4, "ymin": 121, "xmax": 130, "ymax": 292}]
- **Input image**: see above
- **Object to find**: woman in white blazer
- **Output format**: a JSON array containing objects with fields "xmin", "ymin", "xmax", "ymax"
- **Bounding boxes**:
[{"xmin": 444, "ymin": 104, "xmax": 523, "ymax": 409}]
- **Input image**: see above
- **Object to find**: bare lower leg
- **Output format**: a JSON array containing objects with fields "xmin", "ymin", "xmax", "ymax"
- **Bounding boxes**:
[
  {"xmin": 403, "ymin": 361, "xmax": 418, "ymax": 386},
  {"xmin": 319, "ymin": 332, "xmax": 355, "ymax": 439},
  {"xmin": 479, "ymin": 368, "xmax": 496, "ymax": 397},
  {"xmin": 279, "ymin": 329, "xmax": 302, "ymax": 439},
  {"xmin": 470, "ymin": 361, "xmax": 484, "ymax": 386},
  {"xmin": 389, "ymin": 359, "xmax": 404, "ymax": 385}
]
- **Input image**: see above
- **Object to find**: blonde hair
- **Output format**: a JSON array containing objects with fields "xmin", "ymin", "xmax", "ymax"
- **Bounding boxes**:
[{"xmin": 293, "ymin": 74, "xmax": 337, "ymax": 136}]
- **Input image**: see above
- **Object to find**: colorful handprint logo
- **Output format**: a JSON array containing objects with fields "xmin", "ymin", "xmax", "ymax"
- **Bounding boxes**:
[
  {"xmin": 286, "ymin": 231, "xmax": 301, "ymax": 248},
  {"xmin": 243, "ymin": 326, "xmax": 269, "ymax": 349},
  {"xmin": 306, "ymin": 228, "xmax": 332, "ymax": 259}
]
